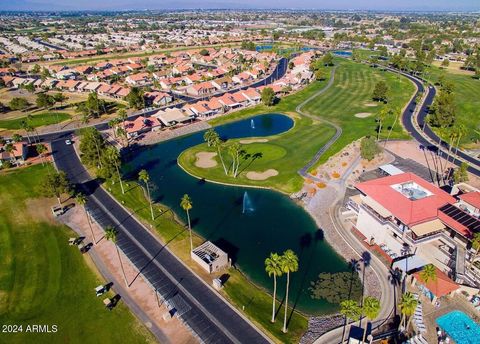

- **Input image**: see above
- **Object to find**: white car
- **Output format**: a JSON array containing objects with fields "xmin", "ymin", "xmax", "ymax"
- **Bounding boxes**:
[{"xmin": 65, "ymin": 139, "xmax": 72, "ymax": 145}]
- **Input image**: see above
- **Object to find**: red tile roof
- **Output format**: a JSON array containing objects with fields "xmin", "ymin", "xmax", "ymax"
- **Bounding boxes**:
[
  {"xmin": 413, "ymin": 267, "xmax": 459, "ymax": 298},
  {"xmin": 355, "ymin": 173, "xmax": 456, "ymax": 226},
  {"xmin": 459, "ymin": 192, "xmax": 480, "ymax": 210}
]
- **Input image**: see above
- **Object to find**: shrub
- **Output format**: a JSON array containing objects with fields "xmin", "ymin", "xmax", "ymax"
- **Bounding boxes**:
[{"xmin": 360, "ymin": 136, "xmax": 382, "ymax": 161}]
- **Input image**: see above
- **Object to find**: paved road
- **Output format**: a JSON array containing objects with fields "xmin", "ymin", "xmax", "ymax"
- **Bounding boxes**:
[
  {"xmin": 52, "ymin": 141, "xmax": 271, "ymax": 344},
  {"xmin": 389, "ymin": 69, "xmax": 480, "ymax": 177},
  {"xmin": 33, "ymin": 57, "xmax": 288, "ymax": 144}
]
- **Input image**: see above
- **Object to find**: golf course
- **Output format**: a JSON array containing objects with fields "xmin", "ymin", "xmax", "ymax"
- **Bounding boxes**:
[
  {"xmin": 0, "ymin": 164, "xmax": 154, "ymax": 344},
  {"xmin": 181, "ymin": 57, "xmax": 415, "ymax": 192},
  {"xmin": 425, "ymin": 65, "xmax": 480, "ymax": 147}
]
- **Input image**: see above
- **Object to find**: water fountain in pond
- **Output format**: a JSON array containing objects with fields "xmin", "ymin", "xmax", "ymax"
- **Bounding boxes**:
[
  {"xmin": 250, "ymin": 119, "xmax": 255, "ymax": 129},
  {"xmin": 242, "ymin": 191, "xmax": 254, "ymax": 214}
]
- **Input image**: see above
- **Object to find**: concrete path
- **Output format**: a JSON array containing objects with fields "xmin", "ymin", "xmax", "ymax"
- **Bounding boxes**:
[{"xmin": 296, "ymin": 66, "xmax": 342, "ymax": 177}]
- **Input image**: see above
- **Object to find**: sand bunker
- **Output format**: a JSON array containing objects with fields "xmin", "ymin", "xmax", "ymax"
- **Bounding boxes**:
[
  {"xmin": 364, "ymin": 102, "xmax": 378, "ymax": 107},
  {"xmin": 354, "ymin": 112, "xmax": 372, "ymax": 118},
  {"xmin": 239, "ymin": 138, "xmax": 269, "ymax": 144},
  {"xmin": 195, "ymin": 152, "xmax": 217, "ymax": 168},
  {"xmin": 246, "ymin": 169, "xmax": 279, "ymax": 180}
]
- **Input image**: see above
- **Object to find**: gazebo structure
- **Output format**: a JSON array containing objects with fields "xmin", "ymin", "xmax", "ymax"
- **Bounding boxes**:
[{"xmin": 411, "ymin": 267, "xmax": 460, "ymax": 304}]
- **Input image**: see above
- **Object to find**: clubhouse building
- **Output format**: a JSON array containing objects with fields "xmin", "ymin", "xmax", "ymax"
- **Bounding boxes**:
[{"xmin": 347, "ymin": 172, "xmax": 480, "ymax": 288}]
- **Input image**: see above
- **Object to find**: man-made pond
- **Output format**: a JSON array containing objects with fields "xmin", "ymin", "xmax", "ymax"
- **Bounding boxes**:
[
  {"xmin": 123, "ymin": 113, "xmax": 351, "ymax": 315},
  {"xmin": 333, "ymin": 50, "xmax": 352, "ymax": 57}
]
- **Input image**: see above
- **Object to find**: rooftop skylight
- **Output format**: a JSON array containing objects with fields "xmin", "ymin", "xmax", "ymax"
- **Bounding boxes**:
[{"xmin": 391, "ymin": 181, "xmax": 432, "ymax": 200}]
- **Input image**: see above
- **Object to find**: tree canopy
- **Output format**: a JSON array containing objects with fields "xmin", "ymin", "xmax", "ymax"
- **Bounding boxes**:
[
  {"xmin": 261, "ymin": 87, "xmax": 276, "ymax": 106},
  {"xmin": 372, "ymin": 80, "xmax": 389, "ymax": 102},
  {"xmin": 360, "ymin": 136, "xmax": 382, "ymax": 161}
]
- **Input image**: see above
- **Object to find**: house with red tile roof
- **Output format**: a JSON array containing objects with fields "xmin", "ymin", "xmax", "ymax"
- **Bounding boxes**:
[
  {"xmin": 184, "ymin": 101, "xmax": 214, "ymax": 117},
  {"xmin": 126, "ymin": 72, "xmax": 151, "ymax": 86},
  {"xmin": 0, "ymin": 142, "xmax": 27, "ymax": 166},
  {"xmin": 124, "ymin": 116, "xmax": 161, "ymax": 138},
  {"xmin": 144, "ymin": 91, "xmax": 173, "ymax": 107},
  {"xmin": 241, "ymin": 88, "xmax": 261, "ymax": 104},
  {"xmin": 185, "ymin": 81, "xmax": 219, "ymax": 96}
]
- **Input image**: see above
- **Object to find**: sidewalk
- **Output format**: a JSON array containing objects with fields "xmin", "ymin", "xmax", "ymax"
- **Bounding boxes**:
[{"xmin": 59, "ymin": 205, "xmax": 197, "ymax": 344}]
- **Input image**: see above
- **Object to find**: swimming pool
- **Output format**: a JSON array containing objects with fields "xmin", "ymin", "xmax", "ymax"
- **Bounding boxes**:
[{"xmin": 436, "ymin": 310, "xmax": 480, "ymax": 344}]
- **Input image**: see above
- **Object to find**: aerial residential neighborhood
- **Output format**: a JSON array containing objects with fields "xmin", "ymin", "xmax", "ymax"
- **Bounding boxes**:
[{"xmin": 1, "ymin": 2, "xmax": 480, "ymax": 344}]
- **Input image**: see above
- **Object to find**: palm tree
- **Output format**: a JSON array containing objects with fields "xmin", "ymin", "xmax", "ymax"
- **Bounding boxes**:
[
  {"xmin": 280, "ymin": 249, "xmax": 299, "ymax": 333},
  {"xmin": 469, "ymin": 232, "xmax": 480, "ymax": 269},
  {"xmin": 384, "ymin": 107, "xmax": 399, "ymax": 146},
  {"xmin": 105, "ymin": 226, "xmax": 128, "ymax": 287},
  {"xmin": 340, "ymin": 300, "xmax": 361, "ymax": 343},
  {"xmin": 36, "ymin": 143, "xmax": 47, "ymax": 166},
  {"xmin": 108, "ymin": 119, "xmax": 119, "ymax": 137},
  {"xmin": 4, "ymin": 143, "xmax": 17, "ymax": 165},
  {"xmin": 453, "ymin": 123, "xmax": 467, "ymax": 157},
  {"xmin": 376, "ymin": 107, "xmax": 389, "ymax": 141},
  {"xmin": 138, "ymin": 169, "xmax": 154, "ymax": 220},
  {"xmin": 264, "ymin": 253, "xmax": 283, "ymax": 323},
  {"xmin": 399, "ymin": 292, "xmax": 418, "ymax": 330},
  {"xmin": 105, "ymin": 146, "xmax": 125, "ymax": 194},
  {"xmin": 203, "ymin": 129, "xmax": 227, "ymax": 175},
  {"xmin": 21, "ymin": 120, "xmax": 31, "ymax": 144},
  {"xmin": 180, "ymin": 194, "xmax": 193, "ymax": 252},
  {"xmin": 12, "ymin": 133, "xmax": 23, "ymax": 143},
  {"xmin": 388, "ymin": 268, "xmax": 402, "ymax": 316},
  {"xmin": 362, "ymin": 296, "xmax": 380, "ymax": 343},
  {"xmin": 420, "ymin": 264, "xmax": 437, "ymax": 285},
  {"xmin": 76, "ymin": 192, "xmax": 96, "ymax": 244},
  {"xmin": 118, "ymin": 108, "xmax": 128, "ymax": 129}
]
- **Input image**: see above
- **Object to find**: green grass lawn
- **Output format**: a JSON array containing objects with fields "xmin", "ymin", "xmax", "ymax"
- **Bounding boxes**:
[
  {"xmin": 0, "ymin": 165, "xmax": 154, "ymax": 344},
  {"xmin": 302, "ymin": 58, "xmax": 414, "ymax": 164},
  {"xmin": 179, "ymin": 113, "xmax": 336, "ymax": 194},
  {"xmin": 106, "ymin": 178, "xmax": 308, "ymax": 343},
  {"xmin": 0, "ymin": 112, "xmax": 71, "ymax": 130},
  {"xmin": 206, "ymin": 58, "xmax": 413, "ymax": 183},
  {"xmin": 424, "ymin": 65, "xmax": 480, "ymax": 147}
]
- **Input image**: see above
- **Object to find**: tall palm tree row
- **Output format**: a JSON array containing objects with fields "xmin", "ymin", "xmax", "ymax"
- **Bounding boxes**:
[
  {"xmin": 203, "ymin": 129, "xmax": 227, "ymax": 175},
  {"xmin": 105, "ymin": 225, "xmax": 129, "ymax": 287},
  {"xmin": 138, "ymin": 169, "xmax": 154, "ymax": 220},
  {"xmin": 180, "ymin": 194, "xmax": 193, "ymax": 252},
  {"xmin": 264, "ymin": 252, "xmax": 283, "ymax": 323}
]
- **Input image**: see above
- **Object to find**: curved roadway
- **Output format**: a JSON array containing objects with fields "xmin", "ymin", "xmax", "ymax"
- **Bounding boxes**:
[{"xmin": 392, "ymin": 69, "xmax": 480, "ymax": 177}]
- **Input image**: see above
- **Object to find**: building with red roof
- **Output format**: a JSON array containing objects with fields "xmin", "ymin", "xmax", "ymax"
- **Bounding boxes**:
[
  {"xmin": 458, "ymin": 192, "xmax": 480, "ymax": 218},
  {"xmin": 412, "ymin": 267, "xmax": 460, "ymax": 303},
  {"xmin": 349, "ymin": 172, "xmax": 480, "ymax": 287}
]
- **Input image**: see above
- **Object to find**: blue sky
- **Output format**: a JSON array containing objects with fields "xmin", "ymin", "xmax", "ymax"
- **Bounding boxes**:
[{"xmin": 2, "ymin": 0, "xmax": 479, "ymax": 11}]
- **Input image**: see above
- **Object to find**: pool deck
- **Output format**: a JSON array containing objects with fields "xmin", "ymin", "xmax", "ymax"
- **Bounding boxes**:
[{"xmin": 408, "ymin": 284, "xmax": 480, "ymax": 343}]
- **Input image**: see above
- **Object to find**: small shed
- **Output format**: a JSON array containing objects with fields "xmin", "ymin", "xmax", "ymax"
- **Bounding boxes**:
[{"xmin": 191, "ymin": 241, "xmax": 229, "ymax": 274}]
